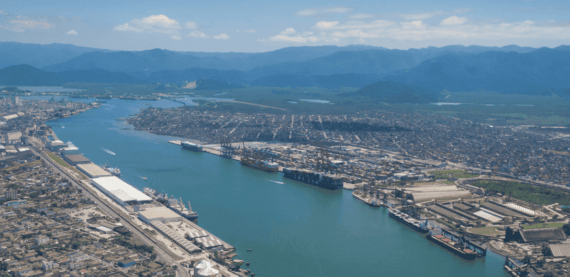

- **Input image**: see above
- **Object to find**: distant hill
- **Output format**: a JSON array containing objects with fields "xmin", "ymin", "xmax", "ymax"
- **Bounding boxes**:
[
  {"xmin": 353, "ymin": 81, "xmax": 438, "ymax": 104},
  {"xmin": 0, "ymin": 64, "xmax": 61, "ymax": 86},
  {"xmin": 382, "ymin": 47, "xmax": 570, "ymax": 94},
  {"xmin": 144, "ymin": 68, "xmax": 250, "ymax": 85},
  {"xmin": 194, "ymin": 78, "xmax": 243, "ymax": 90},
  {"xmin": 0, "ymin": 42, "xmax": 113, "ymax": 70},
  {"xmin": 0, "ymin": 64, "xmax": 144, "ymax": 86}
]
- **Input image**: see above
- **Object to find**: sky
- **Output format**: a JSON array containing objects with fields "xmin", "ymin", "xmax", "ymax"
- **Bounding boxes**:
[{"xmin": 1, "ymin": 0, "xmax": 569, "ymax": 52}]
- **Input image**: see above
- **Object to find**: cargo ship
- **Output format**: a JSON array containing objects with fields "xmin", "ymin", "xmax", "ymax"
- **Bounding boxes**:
[
  {"xmin": 388, "ymin": 208, "xmax": 429, "ymax": 233},
  {"xmin": 240, "ymin": 157, "xmax": 279, "ymax": 172},
  {"xmin": 282, "ymin": 168, "xmax": 343, "ymax": 190},
  {"xmin": 181, "ymin": 141, "xmax": 203, "ymax": 152},
  {"xmin": 426, "ymin": 230, "xmax": 477, "ymax": 260}
]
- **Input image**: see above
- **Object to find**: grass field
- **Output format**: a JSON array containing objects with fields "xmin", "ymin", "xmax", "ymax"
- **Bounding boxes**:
[
  {"xmin": 429, "ymin": 170, "xmax": 467, "ymax": 174},
  {"xmin": 440, "ymin": 181, "xmax": 456, "ymax": 185},
  {"xmin": 470, "ymin": 180, "xmax": 570, "ymax": 206},
  {"xmin": 453, "ymin": 174, "xmax": 480, "ymax": 178},
  {"xmin": 468, "ymin": 227, "xmax": 505, "ymax": 236},
  {"xmin": 46, "ymin": 152, "xmax": 69, "ymax": 168},
  {"xmin": 521, "ymin": 223, "xmax": 566, "ymax": 229}
]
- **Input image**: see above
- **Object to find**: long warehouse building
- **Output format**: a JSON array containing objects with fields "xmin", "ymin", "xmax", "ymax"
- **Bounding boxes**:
[{"xmin": 91, "ymin": 176, "xmax": 152, "ymax": 207}]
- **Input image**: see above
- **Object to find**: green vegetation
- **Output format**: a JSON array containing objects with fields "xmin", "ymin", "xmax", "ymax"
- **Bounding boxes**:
[
  {"xmin": 429, "ymin": 170, "xmax": 467, "ymax": 174},
  {"xmin": 440, "ymin": 181, "xmax": 455, "ymax": 185},
  {"xmin": 453, "ymin": 174, "xmax": 480, "ymax": 178},
  {"xmin": 471, "ymin": 180, "xmax": 570, "ymax": 206},
  {"xmin": 46, "ymin": 152, "xmax": 69, "ymax": 168},
  {"xmin": 521, "ymin": 223, "xmax": 566, "ymax": 229}
]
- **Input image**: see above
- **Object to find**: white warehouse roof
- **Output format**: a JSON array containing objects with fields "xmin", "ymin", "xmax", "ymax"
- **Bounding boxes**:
[{"xmin": 92, "ymin": 176, "xmax": 152, "ymax": 204}]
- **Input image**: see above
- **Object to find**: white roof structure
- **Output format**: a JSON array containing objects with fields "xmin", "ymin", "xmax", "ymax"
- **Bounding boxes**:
[
  {"xmin": 91, "ymin": 176, "xmax": 152, "ymax": 206},
  {"xmin": 138, "ymin": 206, "xmax": 182, "ymax": 223}
]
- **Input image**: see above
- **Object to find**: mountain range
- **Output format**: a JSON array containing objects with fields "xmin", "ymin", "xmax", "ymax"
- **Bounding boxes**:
[{"xmin": 0, "ymin": 42, "xmax": 569, "ymax": 101}]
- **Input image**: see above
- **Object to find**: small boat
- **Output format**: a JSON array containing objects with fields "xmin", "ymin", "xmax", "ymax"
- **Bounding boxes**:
[
  {"xmin": 269, "ymin": 180, "xmax": 284, "ymax": 184},
  {"xmin": 247, "ymin": 249, "xmax": 252, "ymax": 252},
  {"xmin": 100, "ymin": 147, "xmax": 116, "ymax": 155},
  {"xmin": 138, "ymin": 175, "xmax": 147, "ymax": 180}
]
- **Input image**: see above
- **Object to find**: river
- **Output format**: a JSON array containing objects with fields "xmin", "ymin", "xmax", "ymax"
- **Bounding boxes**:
[{"xmin": 43, "ymin": 98, "xmax": 508, "ymax": 277}]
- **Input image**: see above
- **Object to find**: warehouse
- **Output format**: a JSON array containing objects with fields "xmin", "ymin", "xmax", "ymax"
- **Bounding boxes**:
[
  {"xmin": 138, "ymin": 206, "xmax": 182, "ymax": 224},
  {"xmin": 77, "ymin": 163, "xmax": 112, "ymax": 178},
  {"xmin": 63, "ymin": 154, "xmax": 91, "ymax": 165},
  {"xmin": 91, "ymin": 176, "xmax": 152, "ymax": 207}
]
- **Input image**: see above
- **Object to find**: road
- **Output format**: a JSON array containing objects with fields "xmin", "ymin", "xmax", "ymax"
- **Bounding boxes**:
[{"xmin": 29, "ymin": 138, "xmax": 190, "ymax": 277}]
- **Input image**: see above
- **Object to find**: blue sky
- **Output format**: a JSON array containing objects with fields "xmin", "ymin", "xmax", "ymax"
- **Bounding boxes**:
[{"xmin": 1, "ymin": 0, "xmax": 569, "ymax": 52}]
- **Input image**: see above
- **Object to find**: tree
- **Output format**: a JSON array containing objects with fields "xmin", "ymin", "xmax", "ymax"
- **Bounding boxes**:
[
  {"xmin": 150, "ymin": 253, "xmax": 157, "ymax": 261},
  {"xmin": 563, "ymin": 223, "xmax": 570, "ymax": 236}
]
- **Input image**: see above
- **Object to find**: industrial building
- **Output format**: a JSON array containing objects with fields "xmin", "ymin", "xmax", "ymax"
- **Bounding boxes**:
[
  {"xmin": 138, "ymin": 206, "xmax": 182, "ymax": 224},
  {"xmin": 63, "ymin": 154, "xmax": 91, "ymax": 165},
  {"xmin": 77, "ymin": 163, "xmax": 112, "ymax": 178},
  {"xmin": 91, "ymin": 176, "xmax": 152, "ymax": 207},
  {"xmin": 395, "ymin": 185, "xmax": 473, "ymax": 203}
]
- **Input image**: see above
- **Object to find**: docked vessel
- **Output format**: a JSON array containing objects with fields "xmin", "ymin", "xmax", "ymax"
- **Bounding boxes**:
[
  {"xmin": 426, "ymin": 230, "xmax": 477, "ymax": 260},
  {"xmin": 388, "ymin": 208, "xmax": 429, "ymax": 233},
  {"xmin": 282, "ymin": 168, "xmax": 343, "ymax": 190},
  {"xmin": 241, "ymin": 158, "xmax": 279, "ymax": 172},
  {"xmin": 166, "ymin": 197, "xmax": 198, "ymax": 221},
  {"xmin": 181, "ymin": 141, "xmax": 204, "ymax": 152},
  {"xmin": 103, "ymin": 163, "xmax": 121, "ymax": 176},
  {"xmin": 145, "ymin": 189, "xmax": 199, "ymax": 222}
]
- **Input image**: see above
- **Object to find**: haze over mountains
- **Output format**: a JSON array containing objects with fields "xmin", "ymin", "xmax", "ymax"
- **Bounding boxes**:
[{"xmin": 1, "ymin": 42, "xmax": 569, "ymax": 101}]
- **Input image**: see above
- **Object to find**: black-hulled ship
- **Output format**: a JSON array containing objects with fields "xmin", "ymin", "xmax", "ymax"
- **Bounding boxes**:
[
  {"xmin": 282, "ymin": 168, "xmax": 343, "ymax": 190},
  {"xmin": 181, "ymin": 141, "xmax": 203, "ymax": 152},
  {"xmin": 426, "ymin": 229, "xmax": 477, "ymax": 260},
  {"xmin": 388, "ymin": 208, "xmax": 429, "ymax": 233}
]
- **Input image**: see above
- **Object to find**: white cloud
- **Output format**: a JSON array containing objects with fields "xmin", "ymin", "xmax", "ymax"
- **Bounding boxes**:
[
  {"xmin": 188, "ymin": 31, "xmax": 209, "ymax": 38},
  {"xmin": 280, "ymin": 28, "xmax": 296, "ymax": 35},
  {"xmin": 66, "ymin": 29, "xmax": 78, "ymax": 35},
  {"xmin": 114, "ymin": 14, "xmax": 180, "ymax": 35},
  {"xmin": 314, "ymin": 20, "xmax": 396, "ymax": 30},
  {"xmin": 0, "ymin": 9, "xmax": 7, "ymax": 16},
  {"xmin": 213, "ymin": 33, "xmax": 230, "ymax": 40},
  {"xmin": 263, "ymin": 18, "xmax": 570, "ymax": 45},
  {"xmin": 330, "ymin": 29, "xmax": 377, "ymax": 38},
  {"xmin": 184, "ymin": 21, "xmax": 199, "ymax": 29},
  {"xmin": 401, "ymin": 21, "xmax": 426, "ymax": 29},
  {"xmin": 171, "ymin": 35, "xmax": 181, "ymax": 40},
  {"xmin": 315, "ymin": 21, "xmax": 339, "ymax": 29},
  {"xmin": 238, "ymin": 28, "xmax": 256, "ymax": 33},
  {"xmin": 440, "ymin": 16, "xmax": 468, "ymax": 26},
  {"xmin": 399, "ymin": 8, "xmax": 473, "ymax": 20},
  {"xmin": 294, "ymin": 6, "xmax": 354, "ymax": 17},
  {"xmin": 1, "ymin": 20, "xmax": 52, "ymax": 32}
]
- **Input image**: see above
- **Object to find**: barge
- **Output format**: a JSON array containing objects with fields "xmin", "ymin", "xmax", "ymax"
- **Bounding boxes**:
[
  {"xmin": 282, "ymin": 168, "xmax": 343, "ymax": 190},
  {"xmin": 388, "ymin": 208, "xmax": 429, "ymax": 233}
]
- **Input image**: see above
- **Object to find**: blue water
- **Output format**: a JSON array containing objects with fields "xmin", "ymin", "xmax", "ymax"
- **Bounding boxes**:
[{"xmin": 45, "ymin": 98, "xmax": 508, "ymax": 277}]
